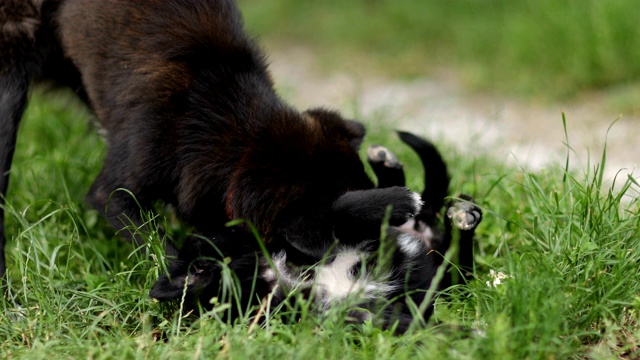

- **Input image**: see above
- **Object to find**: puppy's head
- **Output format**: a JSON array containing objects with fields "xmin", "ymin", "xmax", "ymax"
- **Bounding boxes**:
[
  {"xmin": 150, "ymin": 235, "xmax": 226, "ymax": 305},
  {"xmin": 150, "ymin": 230, "xmax": 268, "ymax": 312}
]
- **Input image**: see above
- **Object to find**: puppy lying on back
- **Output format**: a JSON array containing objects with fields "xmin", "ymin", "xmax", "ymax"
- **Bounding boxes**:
[
  {"xmin": 151, "ymin": 132, "xmax": 483, "ymax": 333},
  {"xmin": 0, "ymin": 0, "xmax": 419, "ymax": 281}
]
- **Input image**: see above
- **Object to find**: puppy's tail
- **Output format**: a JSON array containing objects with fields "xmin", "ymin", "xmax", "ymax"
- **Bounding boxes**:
[{"xmin": 397, "ymin": 131, "xmax": 450, "ymax": 224}]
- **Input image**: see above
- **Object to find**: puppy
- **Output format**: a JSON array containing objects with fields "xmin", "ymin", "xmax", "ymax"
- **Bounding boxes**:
[
  {"xmin": 0, "ymin": 0, "xmax": 419, "ymax": 281},
  {"xmin": 151, "ymin": 132, "xmax": 483, "ymax": 333}
]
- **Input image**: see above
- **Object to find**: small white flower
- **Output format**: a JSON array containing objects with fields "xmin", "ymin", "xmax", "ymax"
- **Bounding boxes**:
[{"xmin": 486, "ymin": 269, "xmax": 511, "ymax": 288}]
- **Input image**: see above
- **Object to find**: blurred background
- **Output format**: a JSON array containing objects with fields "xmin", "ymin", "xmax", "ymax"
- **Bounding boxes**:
[{"xmin": 238, "ymin": 0, "xmax": 640, "ymax": 181}]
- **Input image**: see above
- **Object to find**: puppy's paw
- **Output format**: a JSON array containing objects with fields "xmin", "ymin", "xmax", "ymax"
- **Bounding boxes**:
[
  {"xmin": 387, "ymin": 187, "xmax": 423, "ymax": 224},
  {"xmin": 367, "ymin": 145, "xmax": 402, "ymax": 169},
  {"xmin": 446, "ymin": 196, "xmax": 482, "ymax": 231},
  {"xmin": 409, "ymin": 191, "xmax": 424, "ymax": 215},
  {"xmin": 367, "ymin": 145, "xmax": 406, "ymax": 188}
]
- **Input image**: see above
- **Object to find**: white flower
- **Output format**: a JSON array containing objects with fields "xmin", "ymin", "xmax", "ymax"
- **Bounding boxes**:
[{"xmin": 486, "ymin": 269, "xmax": 511, "ymax": 288}]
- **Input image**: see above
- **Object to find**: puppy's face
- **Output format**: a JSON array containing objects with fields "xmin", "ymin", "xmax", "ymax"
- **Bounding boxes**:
[
  {"xmin": 150, "ymin": 235, "xmax": 224, "ymax": 305},
  {"xmin": 149, "ymin": 230, "xmax": 266, "ymax": 310}
]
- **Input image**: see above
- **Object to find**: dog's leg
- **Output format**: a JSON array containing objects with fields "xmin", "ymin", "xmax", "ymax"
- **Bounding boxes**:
[
  {"xmin": 86, "ymin": 157, "xmax": 179, "ymax": 258},
  {"xmin": 0, "ymin": 0, "xmax": 46, "ymax": 281},
  {"xmin": 0, "ymin": 73, "xmax": 29, "ymax": 283}
]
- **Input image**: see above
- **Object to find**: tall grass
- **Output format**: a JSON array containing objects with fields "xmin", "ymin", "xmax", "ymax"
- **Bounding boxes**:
[
  {"xmin": 1, "ymin": 94, "xmax": 639, "ymax": 358},
  {"xmin": 240, "ymin": 0, "xmax": 640, "ymax": 98}
]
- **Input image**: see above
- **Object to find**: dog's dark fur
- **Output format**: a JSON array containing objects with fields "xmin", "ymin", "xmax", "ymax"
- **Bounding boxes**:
[
  {"xmin": 151, "ymin": 132, "xmax": 483, "ymax": 334},
  {"xmin": 0, "ymin": 0, "xmax": 422, "ymax": 281}
]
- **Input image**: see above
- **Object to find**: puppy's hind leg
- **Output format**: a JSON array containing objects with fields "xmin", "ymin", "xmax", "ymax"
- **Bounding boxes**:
[
  {"xmin": 445, "ymin": 195, "xmax": 482, "ymax": 284},
  {"xmin": 367, "ymin": 145, "xmax": 405, "ymax": 188}
]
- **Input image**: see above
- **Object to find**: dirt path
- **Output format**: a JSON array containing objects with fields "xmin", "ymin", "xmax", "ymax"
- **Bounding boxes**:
[{"xmin": 267, "ymin": 46, "xmax": 639, "ymax": 188}]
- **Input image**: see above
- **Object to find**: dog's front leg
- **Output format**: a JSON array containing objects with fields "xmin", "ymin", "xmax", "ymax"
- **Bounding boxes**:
[{"xmin": 86, "ymin": 164, "xmax": 179, "ymax": 259}]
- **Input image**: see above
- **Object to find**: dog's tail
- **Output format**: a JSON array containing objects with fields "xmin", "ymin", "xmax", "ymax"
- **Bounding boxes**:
[{"xmin": 397, "ymin": 131, "xmax": 450, "ymax": 224}]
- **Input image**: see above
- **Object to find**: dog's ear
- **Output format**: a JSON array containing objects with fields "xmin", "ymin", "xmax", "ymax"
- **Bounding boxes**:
[
  {"xmin": 303, "ymin": 108, "xmax": 366, "ymax": 150},
  {"xmin": 344, "ymin": 119, "xmax": 366, "ymax": 150}
]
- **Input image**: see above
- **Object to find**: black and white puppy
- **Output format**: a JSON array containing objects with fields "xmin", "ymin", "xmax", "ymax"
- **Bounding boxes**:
[{"xmin": 151, "ymin": 132, "xmax": 482, "ymax": 333}]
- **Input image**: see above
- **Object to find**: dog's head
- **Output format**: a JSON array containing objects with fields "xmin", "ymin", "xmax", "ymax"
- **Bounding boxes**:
[{"xmin": 224, "ymin": 109, "xmax": 374, "ymax": 238}]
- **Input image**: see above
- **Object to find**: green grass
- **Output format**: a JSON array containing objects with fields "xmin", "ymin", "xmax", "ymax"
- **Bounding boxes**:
[
  {"xmin": 239, "ymin": 0, "xmax": 640, "ymax": 99},
  {"xmin": 1, "ymin": 92, "xmax": 640, "ymax": 359}
]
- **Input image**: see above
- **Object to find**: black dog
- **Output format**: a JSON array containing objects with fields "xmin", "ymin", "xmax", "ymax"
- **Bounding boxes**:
[
  {"xmin": 0, "ymin": 0, "xmax": 420, "ymax": 281},
  {"xmin": 151, "ymin": 132, "xmax": 483, "ymax": 333}
]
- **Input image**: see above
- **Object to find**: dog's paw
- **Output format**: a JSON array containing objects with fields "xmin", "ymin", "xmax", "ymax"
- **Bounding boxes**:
[{"xmin": 446, "ymin": 196, "xmax": 482, "ymax": 231}]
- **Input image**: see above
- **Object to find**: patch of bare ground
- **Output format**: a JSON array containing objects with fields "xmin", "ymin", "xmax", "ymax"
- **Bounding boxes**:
[{"xmin": 267, "ymin": 45, "xmax": 640, "ymax": 193}]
